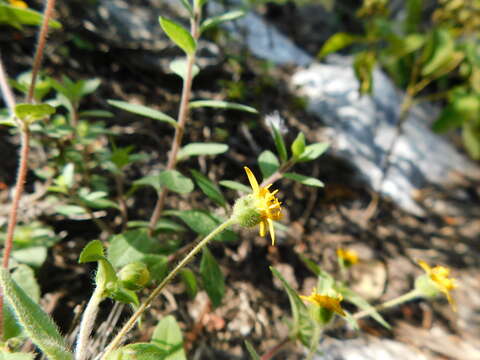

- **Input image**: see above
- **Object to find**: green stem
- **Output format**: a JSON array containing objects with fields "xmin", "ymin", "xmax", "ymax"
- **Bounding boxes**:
[
  {"xmin": 75, "ymin": 286, "xmax": 104, "ymax": 360},
  {"xmin": 352, "ymin": 289, "xmax": 421, "ymax": 320},
  {"xmin": 100, "ymin": 218, "xmax": 236, "ymax": 359}
]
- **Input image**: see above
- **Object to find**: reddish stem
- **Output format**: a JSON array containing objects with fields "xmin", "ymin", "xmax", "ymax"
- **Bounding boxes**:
[
  {"xmin": 148, "ymin": 9, "xmax": 200, "ymax": 234},
  {"xmin": 260, "ymin": 337, "xmax": 290, "ymax": 360},
  {"xmin": 27, "ymin": 0, "xmax": 57, "ymax": 103}
]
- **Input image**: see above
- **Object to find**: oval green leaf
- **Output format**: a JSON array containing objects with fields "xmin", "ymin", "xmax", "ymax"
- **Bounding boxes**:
[
  {"xmin": 159, "ymin": 16, "xmax": 196, "ymax": 55},
  {"xmin": 159, "ymin": 170, "xmax": 194, "ymax": 194},
  {"xmin": 108, "ymin": 99, "xmax": 177, "ymax": 126},
  {"xmin": 200, "ymin": 248, "xmax": 225, "ymax": 308},
  {"xmin": 283, "ymin": 172, "xmax": 324, "ymax": 187},
  {"xmin": 189, "ymin": 100, "xmax": 258, "ymax": 113}
]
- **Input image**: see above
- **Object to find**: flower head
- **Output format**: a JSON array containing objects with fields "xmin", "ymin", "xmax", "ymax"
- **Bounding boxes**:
[
  {"xmin": 243, "ymin": 166, "xmax": 282, "ymax": 245},
  {"xmin": 337, "ymin": 247, "xmax": 359, "ymax": 266},
  {"xmin": 418, "ymin": 260, "xmax": 458, "ymax": 310},
  {"xmin": 300, "ymin": 288, "xmax": 346, "ymax": 317},
  {"xmin": 9, "ymin": 0, "xmax": 28, "ymax": 8}
]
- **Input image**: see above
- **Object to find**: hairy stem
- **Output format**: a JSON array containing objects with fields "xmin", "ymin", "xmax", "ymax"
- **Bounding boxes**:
[
  {"xmin": 101, "ymin": 218, "xmax": 235, "ymax": 358},
  {"xmin": 27, "ymin": 0, "xmax": 57, "ymax": 103},
  {"xmin": 75, "ymin": 286, "xmax": 104, "ymax": 360},
  {"xmin": 148, "ymin": 6, "xmax": 201, "ymax": 235}
]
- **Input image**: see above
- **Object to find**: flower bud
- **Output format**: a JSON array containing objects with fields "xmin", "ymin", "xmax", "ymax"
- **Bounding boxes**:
[
  {"xmin": 232, "ymin": 194, "xmax": 262, "ymax": 228},
  {"xmin": 415, "ymin": 274, "xmax": 442, "ymax": 299},
  {"xmin": 118, "ymin": 262, "xmax": 150, "ymax": 291}
]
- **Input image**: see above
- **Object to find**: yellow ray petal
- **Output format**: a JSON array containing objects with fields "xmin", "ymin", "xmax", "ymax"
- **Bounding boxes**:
[
  {"xmin": 259, "ymin": 220, "xmax": 266, "ymax": 237},
  {"xmin": 268, "ymin": 219, "xmax": 275, "ymax": 245},
  {"xmin": 244, "ymin": 166, "xmax": 259, "ymax": 193}
]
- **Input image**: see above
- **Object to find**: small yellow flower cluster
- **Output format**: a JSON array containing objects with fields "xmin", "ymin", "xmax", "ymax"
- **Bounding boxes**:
[
  {"xmin": 300, "ymin": 288, "xmax": 346, "ymax": 317},
  {"xmin": 244, "ymin": 167, "xmax": 282, "ymax": 245},
  {"xmin": 336, "ymin": 247, "xmax": 359, "ymax": 266},
  {"xmin": 419, "ymin": 260, "xmax": 458, "ymax": 310},
  {"xmin": 9, "ymin": 0, "xmax": 28, "ymax": 8}
]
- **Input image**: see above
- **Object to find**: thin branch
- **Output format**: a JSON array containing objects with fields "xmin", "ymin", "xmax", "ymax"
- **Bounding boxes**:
[
  {"xmin": 27, "ymin": 0, "xmax": 57, "ymax": 103},
  {"xmin": 148, "ymin": 7, "xmax": 201, "ymax": 234}
]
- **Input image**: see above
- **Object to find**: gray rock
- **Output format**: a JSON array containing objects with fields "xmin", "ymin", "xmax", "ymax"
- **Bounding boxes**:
[
  {"xmin": 291, "ymin": 60, "xmax": 480, "ymax": 215},
  {"xmin": 312, "ymin": 337, "xmax": 428, "ymax": 360}
]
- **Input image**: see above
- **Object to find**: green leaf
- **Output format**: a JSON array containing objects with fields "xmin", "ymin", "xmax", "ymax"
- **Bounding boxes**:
[
  {"xmin": 0, "ymin": 351, "xmax": 35, "ymax": 360},
  {"xmin": 291, "ymin": 132, "xmax": 306, "ymax": 158},
  {"xmin": 169, "ymin": 58, "xmax": 200, "ymax": 81},
  {"xmin": 190, "ymin": 169, "xmax": 226, "ymax": 206},
  {"xmin": 180, "ymin": 268, "xmax": 198, "ymax": 299},
  {"xmin": 127, "ymin": 219, "xmax": 187, "ymax": 233},
  {"xmin": 189, "ymin": 100, "xmax": 258, "ymax": 113},
  {"xmin": 219, "ymin": 180, "xmax": 251, "ymax": 193},
  {"xmin": 78, "ymin": 110, "xmax": 114, "ymax": 118},
  {"xmin": 244, "ymin": 341, "xmax": 261, "ymax": 360},
  {"xmin": 110, "ymin": 287, "xmax": 139, "ymax": 306},
  {"xmin": 283, "ymin": 172, "xmax": 324, "ymax": 187},
  {"xmin": 271, "ymin": 123, "xmax": 288, "ymax": 162},
  {"xmin": 12, "ymin": 265, "xmax": 40, "ymax": 302},
  {"xmin": 179, "ymin": 0, "xmax": 193, "ymax": 16},
  {"xmin": 79, "ymin": 240, "xmax": 104, "ymax": 263},
  {"xmin": 200, "ymin": 10, "xmax": 246, "ymax": 33},
  {"xmin": 338, "ymin": 286, "xmax": 390, "ymax": 329},
  {"xmin": 12, "ymin": 246, "xmax": 47, "ymax": 268},
  {"xmin": 142, "ymin": 255, "xmax": 169, "ymax": 282},
  {"xmin": 165, "ymin": 210, "xmax": 237, "ymax": 242},
  {"xmin": 421, "ymin": 28, "xmax": 454, "ymax": 77},
  {"xmin": 298, "ymin": 142, "xmax": 329, "ymax": 162},
  {"xmin": 159, "ymin": 170, "xmax": 194, "ymax": 194},
  {"xmin": 107, "ymin": 343, "xmax": 167, "ymax": 360},
  {"xmin": 55, "ymin": 205, "xmax": 86, "ymax": 216},
  {"xmin": 462, "ymin": 123, "xmax": 480, "ymax": 159},
  {"xmin": 405, "ymin": 0, "xmax": 423, "ymax": 33},
  {"xmin": 14, "ymin": 103, "xmax": 55, "ymax": 124},
  {"xmin": 151, "ymin": 315, "xmax": 187, "ymax": 360},
  {"xmin": 133, "ymin": 174, "xmax": 162, "ymax": 192},
  {"xmin": 79, "ymin": 240, "xmax": 117, "ymax": 290},
  {"xmin": 200, "ymin": 248, "xmax": 225, "ymax": 308},
  {"xmin": 258, "ymin": 150, "xmax": 279, "ymax": 179},
  {"xmin": 0, "ymin": 269, "xmax": 72, "ymax": 360},
  {"xmin": 159, "ymin": 17, "xmax": 196, "ymax": 55},
  {"xmin": 3, "ymin": 266, "xmax": 42, "ymax": 340},
  {"xmin": 270, "ymin": 267, "xmax": 312, "ymax": 344},
  {"xmin": 0, "ymin": 4, "xmax": 61, "ymax": 29},
  {"xmin": 353, "ymin": 51, "xmax": 377, "ymax": 95},
  {"xmin": 178, "ymin": 142, "xmax": 228, "ymax": 160},
  {"xmin": 108, "ymin": 230, "xmax": 161, "ymax": 268},
  {"xmin": 317, "ymin": 32, "xmax": 360, "ymax": 59},
  {"xmin": 108, "ymin": 100, "xmax": 177, "ymax": 126}
]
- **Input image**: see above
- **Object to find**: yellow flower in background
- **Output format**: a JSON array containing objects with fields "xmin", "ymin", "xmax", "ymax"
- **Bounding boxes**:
[
  {"xmin": 9, "ymin": 0, "xmax": 28, "ymax": 8},
  {"xmin": 300, "ymin": 288, "xmax": 346, "ymax": 317},
  {"xmin": 337, "ymin": 247, "xmax": 359, "ymax": 266},
  {"xmin": 418, "ymin": 260, "xmax": 458, "ymax": 310},
  {"xmin": 244, "ymin": 166, "xmax": 282, "ymax": 245}
]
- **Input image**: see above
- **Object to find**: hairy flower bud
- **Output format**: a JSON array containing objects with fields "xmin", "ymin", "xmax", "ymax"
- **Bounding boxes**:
[
  {"xmin": 232, "ymin": 194, "xmax": 262, "ymax": 228},
  {"xmin": 118, "ymin": 262, "xmax": 150, "ymax": 291}
]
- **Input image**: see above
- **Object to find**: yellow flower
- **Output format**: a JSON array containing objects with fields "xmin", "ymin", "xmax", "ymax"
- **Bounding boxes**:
[
  {"xmin": 418, "ymin": 260, "xmax": 458, "ymax": 310},
  {"xmin": 9, "ymin": 0, "xmax": 28, "ymax": 8},
  {"xmin": 244, "ymin": 166, "xmax": 282, "ymax": 245},
  {"xmin": 337, "ymin": 247, "xmax": 359, "ymax": 266},
  {"xmin": 300, "ymin": 288, "xmax": 346, "ymax": 317}
]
